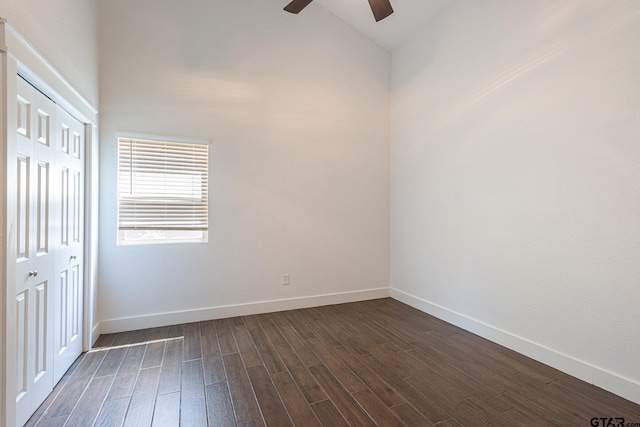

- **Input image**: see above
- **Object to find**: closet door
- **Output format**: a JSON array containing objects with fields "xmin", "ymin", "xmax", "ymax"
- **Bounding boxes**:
[
  {"xmin": 15, "ymin": 77, "xmax": 57, "ymax": 426},
  {"xmin": 14, "ymin": 76, "xmax": 85, "ymax": 426},
  {"xmin": 53, "ymin": 107, "xmax": 84, "ymax": 383}
]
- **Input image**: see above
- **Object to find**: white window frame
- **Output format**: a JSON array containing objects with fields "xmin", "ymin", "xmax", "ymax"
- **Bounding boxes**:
[{"xmin": 116, "ymin": 132, "xmax": 209, "ymax": 246}]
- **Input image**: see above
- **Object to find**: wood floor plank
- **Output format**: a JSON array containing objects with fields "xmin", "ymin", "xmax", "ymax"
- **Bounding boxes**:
[
  {"xmin": 304, "ymin": 311, "xmax": 350, "ymax": 349},
  {"xmin": 473, "ymin": 391, "xmax": 516, "ymax": 415},
  {"xmin": 141, "ymin": 341, "xmax": 166, "ymax": 369},
  {"xmin": 64, "ymin": 375, "xmax": 114, "ymax": 426},
  {"xmin": 315, "ymin": 313, "xmax": 370, "ymax": 355},
  {"xmin": 248, "ymin": 326, "xmax": 286, "ymax": 374},
  {"xmin": 456, "ymin": 396, "xmax": 516, "ymax": 427},
  {"xmin": 205, "ymin": 382, "xmax": 236, "ymax": 427},
  {"xmin": 368, "ymin": 314, "xmax": 423, "ymax": 345},
  {"xmin": 200, "ymin": 319, "xmax": 218, "ymax": 336},
  {"xmin": 272, "ymin": 371, "xmax": 321, "ymax": 427},
  {"xmin": 281, "ymin": 310, "xmax": 317, "ymax": 341},
  {"xmin": 499, "ymin": 390, "xmax": 562, "ymax": 426},
  {"xmin": 241, "ymin": 313, "xmax": 262, "ymax": 331},
  {"xmin": 182, "ymin": 322, "xmax": 202, "ymax": 361},
  {"xmin": 259, "ymin": 314, "xmax": 289, "ymax": 347},
  {"xmin": 405, "ymin": 346, "xmax": 484, "ymax": 401},
  {"xmin": 166, "ymin": 323, "xmax": 183, "ymax": 339},
  {"xmin": 308, "ymin": 363, "xmax": 377, "ymax": 426},
  {"xmin": 152, "ymin": 391, "xmax": 180, "ymax": 427},
  {"xmin": 123, "ymin": 366, "xmax": 161, "ymax": 427},
  {"xmin": 306, "ymin": 338, "xmax": 367, "ymax": 393},
  {"xmin": 110, "ymin": 330, "xmax": 141, "ymax": 347},
  {"xmin": 201, "ymin": 333, "xmax": 226, "ymax": 386},
  {"xmin": 38, "ymin": 415, "xmax": 68, "ymax": 426},
  {"xmin": 93, "ymin": 333, "xmax": 117, "ymax": 348},
  {"xmin": 157, "ymin": 338, "xmax": 183, "ymax": 395},
  {"xmin": 332, "ymin": 345, "xmax": 405, "ymax": 408},
  {"xmin": 108, "ymin": 344, "xmax": 147, "ymax": 400},
  {"xmin": 311, "ymin": 399, "xmax": 350, "ymax": 427},
  {"xmin": 94, "ymin": 397, "xmax": 130, "ymax": 427},
  {"xmin": 390, "ymin": 403, "xmax": 434, "ymax": 426},
  {"xmin": 360, "ymin": 316, "xmax": 416, "ymax": 351},
  {"xmin": 358, "ymin": 352, "xmax": 453, "ymax": 424},
  {"xmin": 411, "ymin": 331, "xmax": 471, "ymax": 366},
  {"xmin": 247, "ymin": 364, "xmax": 294, "ymax": 427},
  {"xmin": 232, "ymin": 321, "xmax": 264, "ymax": 368},
  {"xmin": 330, "ymin": 308, "xmax": 387, "ymax": 348},
  {"xmin": 458, "ymin": 359, "xmax": 514, "ymax": 394},
  {"xmin": 499, "ymin": 347, "xmax": 564, "ymax": 382},
  {"xmin": 352, "ymin": 388, "xmax": 405, "ymax": 427},
  {"xmin": 274, "ymin": 342, "xmax": 306, "ymax": 372},
  {"xmin": 276, "ymin": 322, "xmax": 321, "ymax": 366},
  {"xmin": 367, "ymin": 342, "xmax": 415, "ymax": 379},
  {"xmin": 180, "ymin": 359, "xmax": 207, "ymax": 427},
  {"xmin": 95, "ymin": 347, "xmax": 127, "ymax": 378},
  {"xmin": 237, "ymin": 418, "xmax": 266, "ymax": 427},
  {"xmin": 216, "ymin": 318, "xmax": 239, "ymax": 355},
  {"xmin": 435, "ymin": 417, "xmax": 465, "ymax": 427},
  {"xmin": 146, "ymin": 326, "xmax": 169, "ymax": 341},
  {"xmin": 223, "ymin": 352, "xmax": 261, "ymax": 423},
  {"xmin": 508, "ymin": 384, "xmax": 587, "ymax": 424},
  {"xmin": 289, "ymin": 366, "xmax": 329, "ymax": 404},
  {"xmin": 406, "ymin": 372, "xmax": 470, "ymax": 404}
]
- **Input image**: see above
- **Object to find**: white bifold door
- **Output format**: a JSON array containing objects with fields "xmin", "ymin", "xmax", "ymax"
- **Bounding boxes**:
[{"xmin": 15, "ymin": 76, "xmax": 85, "ymax": 426}]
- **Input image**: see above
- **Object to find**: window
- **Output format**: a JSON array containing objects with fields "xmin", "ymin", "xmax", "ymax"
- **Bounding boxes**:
[{"xmin": 117, "ymin": 135, "xmax": 209, "ymax": 245}]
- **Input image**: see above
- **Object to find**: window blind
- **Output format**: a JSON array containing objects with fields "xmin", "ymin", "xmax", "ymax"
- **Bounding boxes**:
[{"xmin": 117, "ymin": 137, "xmax": 209, "ymax": 232}]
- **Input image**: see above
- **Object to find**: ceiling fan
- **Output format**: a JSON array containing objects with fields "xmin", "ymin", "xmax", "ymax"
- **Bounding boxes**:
[{"xmin": 284, "ymin": 0, "xmax": 394, "ymax": 22}]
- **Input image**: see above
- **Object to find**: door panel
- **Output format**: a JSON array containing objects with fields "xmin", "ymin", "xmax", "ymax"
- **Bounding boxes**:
[
  {"xmin": 53, "ymin": 107, "xmax": 84, "ymax": 384},
  {"xmin": 36, "ymin": 160, "xmax": 49, "ymax": 255},
  {"xmin": 15, "ymin": 291, "xmax": 28, "ymax": 401},
  {"xmin": 34, "ymin": 281, "xmax": 49, "ymax": 381},
  {"xmin": 16, "ymin": 155, "xmax": 29, "ymax": 262},
  {"xmin": 15, "ymin": 76, "xmax": 84, "ymax": 427}
]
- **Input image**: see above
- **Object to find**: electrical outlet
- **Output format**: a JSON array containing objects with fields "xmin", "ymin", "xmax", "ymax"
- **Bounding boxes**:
[{"xmin": 282, "ymin": 274, "xmax": 290, "ymax": 286}]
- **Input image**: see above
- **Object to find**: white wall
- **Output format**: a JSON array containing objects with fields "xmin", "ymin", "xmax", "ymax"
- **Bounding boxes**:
[
  {"xmin": 0, "ymin": 0, "xmax": 98, "ymax": 106},
  {"xmin": 391, "ymin": 0, "xmax": 640, "ymax": 403},
  {"xmin": 97, "ymin": 0, "xmax": 390, "ymax": 331}
]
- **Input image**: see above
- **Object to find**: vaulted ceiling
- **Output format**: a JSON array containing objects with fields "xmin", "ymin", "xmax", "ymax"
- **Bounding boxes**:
[{"xmin": 312, "ymin": 0, "xmax": 454, "ymax": 50}]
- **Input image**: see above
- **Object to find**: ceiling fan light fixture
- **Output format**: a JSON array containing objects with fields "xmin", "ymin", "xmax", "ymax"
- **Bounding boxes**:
[
  {"xmin": 367, "ymin": 0, "xmax": 394, "ymax": 22},
  {"xmin": 284, "ymin": 0, "xmax": 394, "ymax": 22},
  {"xmin": 283, "ymin": 0, "xmax": 314, "ymax": 14}
]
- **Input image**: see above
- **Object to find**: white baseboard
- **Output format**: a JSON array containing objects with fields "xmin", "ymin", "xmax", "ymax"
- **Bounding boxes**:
[
  {"xmin": 91, "ymin": 323, "xmax": 101, "ymax": 346},
  {"xmin": 390, "ymin": 287, "xmax": 640, "ymax": 405},
  {"xmin": 100, "ymin": 287, "xmax": 390, "ymax": 334}
]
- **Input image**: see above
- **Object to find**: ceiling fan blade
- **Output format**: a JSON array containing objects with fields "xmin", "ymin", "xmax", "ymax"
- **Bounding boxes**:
[
  {"xmin": 284, "ymin": 0, "xmax": 314, "ymax": 14},
  {"xmin": 367, "ymin": 0, "xmax": 394, "ymax": 22}
]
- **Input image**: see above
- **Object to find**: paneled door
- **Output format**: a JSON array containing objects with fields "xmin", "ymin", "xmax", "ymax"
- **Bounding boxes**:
[
  {"xmin": 15, "ymin": 77, "xmax": 58, "ymax": 425},
  {"xmin": 14, "ymin": 76, "xmax": 85, "ymax": 426},
  {"xmin": 52, "ymin": 106, "xmax": 85, "ymax": 384}
]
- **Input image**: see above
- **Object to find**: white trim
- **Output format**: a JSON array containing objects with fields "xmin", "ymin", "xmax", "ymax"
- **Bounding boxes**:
[
  {"xmin": 101, "ymin": 287, "xmax": 390, "ymax": 334},
  {"xmin": 390, "ymin": 287, "xmax": 640, "ymax": 405},
  {"xmin": 83, "ymin": 122, "xmax": 99, "ymax": 351},
  {"xmin": 117, "ymin": 131, "xmax": 210, "ymax": 146},
  {"xmin": 0, "ymin": 45, "xmax": 12, "ymax": 427},
  {"xmin": 91, "ymin": 323, "xmax": 101, "ymax": 347}
]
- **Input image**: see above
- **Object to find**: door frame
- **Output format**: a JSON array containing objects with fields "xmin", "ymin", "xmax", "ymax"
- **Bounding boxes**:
[{"xmin": 0, "ymin": 20, "xmax": 99, "ymax": 427}]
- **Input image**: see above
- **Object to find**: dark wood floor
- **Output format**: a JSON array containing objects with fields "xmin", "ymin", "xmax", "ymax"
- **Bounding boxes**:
[{"xmin": 26, "ymin": 298, "xmax": 640, "ymax": 426}]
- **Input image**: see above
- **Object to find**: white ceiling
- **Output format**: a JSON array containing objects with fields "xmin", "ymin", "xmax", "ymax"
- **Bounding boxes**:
[{"xmin": 313, "ymin": 0, "xmax": 454, "ymax": 51}]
